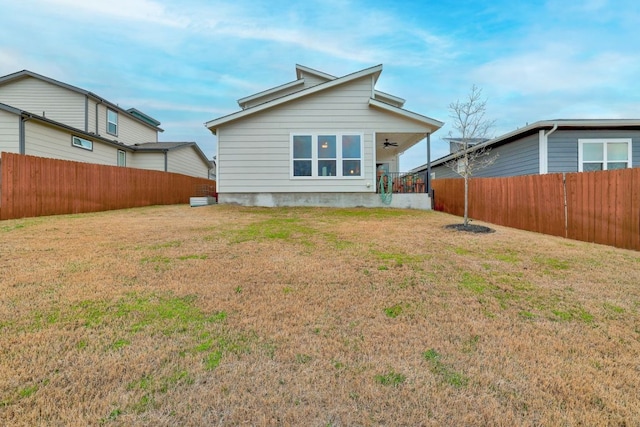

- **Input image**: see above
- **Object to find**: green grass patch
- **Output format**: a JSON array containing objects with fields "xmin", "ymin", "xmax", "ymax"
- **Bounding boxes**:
[
  {"xmin": 149, "ymin": 240, "xmax": 182, "ymax": 250},
  {"xmin": 383, "ymin": 304, "xmax": 403, "ymax": 318},
  {"xmin": 177, "ymin": 254, "xmax": 208, "ymax": 260},
  {"xmin": 534, "ymin": 256, "xmax": 569, "ymax": 271},
  {"xmin": 460, "ymin": 272, "xmax": 493, "ymax": 294},
  {"xmin": 225, "ymin": 217, "xmax": 316, "ymax": 245},
  {"xmin": 374, "ymin": 370, "xmax": 406, "ymax": 387},
  {"xmin": 18, "ymin": 385, "xmax": 39, "ymax": 398},
  {"xmin": 423, "ymin": 349, "xmax": 469, "ymax": 388}
]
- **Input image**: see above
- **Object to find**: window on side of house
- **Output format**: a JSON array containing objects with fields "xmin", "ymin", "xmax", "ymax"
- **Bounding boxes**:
[
  {"xmin": 579, "ymin": 138, "xmax": 632, "ymax": 172},
  {"xmin": 72, "ymin": 136, "xmax": 93, "ymax": 151},
  {"xmin": 117, "ymin": 150, "xmax": 126, "ymax": 166},
  {"xmin": 107, "ymin": 108, "xmax": 118, "ymax": 136},
  {"xmin": 291, "ymin": 133, "xmax": 363, "ymax": 178}
]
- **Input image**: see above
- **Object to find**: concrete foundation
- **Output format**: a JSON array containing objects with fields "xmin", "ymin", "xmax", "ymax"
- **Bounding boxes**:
[{"xmin": 217, "ymin": 193, "xmax": 432, "ymax": 210}]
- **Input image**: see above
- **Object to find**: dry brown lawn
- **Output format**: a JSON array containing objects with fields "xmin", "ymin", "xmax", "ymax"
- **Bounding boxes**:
[{"xmin": 1, "ymin": 204, "xmax": 639, "ymax": 426}]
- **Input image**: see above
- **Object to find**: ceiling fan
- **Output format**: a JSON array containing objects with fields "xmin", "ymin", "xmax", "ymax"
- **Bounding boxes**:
[{"xmin": 383, "ymin": 138, "xmax": 399, "ymax": 148}]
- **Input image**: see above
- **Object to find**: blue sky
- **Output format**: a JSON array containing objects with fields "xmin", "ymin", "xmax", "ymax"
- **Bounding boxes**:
[{"xmin": 2, "ymin": 0, "xmax": 639, "ymax": 170}]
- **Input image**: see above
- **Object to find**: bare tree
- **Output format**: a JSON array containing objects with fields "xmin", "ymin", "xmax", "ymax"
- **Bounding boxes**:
[{"xmin": 445, "ymin": 85, "xmax": 497, "ymax": 227}]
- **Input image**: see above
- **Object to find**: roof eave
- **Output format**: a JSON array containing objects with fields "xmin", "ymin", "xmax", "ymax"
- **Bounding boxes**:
[
  {"xmin": 206, "ymin": 64, "xmax": 384, "ymax": 131},
  {"xmin": 368, "ymin": 98, "xmax": 444, "ymax": 131}
]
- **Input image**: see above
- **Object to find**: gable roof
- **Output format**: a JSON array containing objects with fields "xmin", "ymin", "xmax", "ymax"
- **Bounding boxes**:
[
  {"xmin": 206, "ymin": 65, "xmax": 442, "ymax": 134},
  {"xmin": 295, "ymin": 64, "xmax": 406, "ymax": 107},
  {"xmin": 133, "ymin": 141, "xmax": 211, "ymax": 165},
  {"xmin": 0, "ymin": 70, "xmax": 164, "ymax": 132},
  {"xmin": 205, "ymin": 64, "xmax": 384, "ymax": 132},
  {"xmin": 419, "ymin": 119, "xmax": 640, "ymax": 171}
]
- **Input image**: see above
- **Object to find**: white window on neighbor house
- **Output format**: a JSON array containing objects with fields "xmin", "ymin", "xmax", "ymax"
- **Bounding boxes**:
[
  {"xmin": 117, "ymin": 150, "xmax": 126, "ymax": 166},
  {"xmin": 291, "ymin": 133, "xmax": 363, "ymax": 178},
  {"xmin": 107, "ymin": 108, "xmax": 118, "ymax": 136},
  {"xmin": 578, "ymin": 138, "xmax": 632, "ymax": 172},
  {"xmin": 72, "ymin": 135, "xmax": 93, "ymax": 151}
]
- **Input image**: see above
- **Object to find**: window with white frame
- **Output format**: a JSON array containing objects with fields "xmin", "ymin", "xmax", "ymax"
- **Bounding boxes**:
[
  {"xmin": 117, "ymin": 149, "xmax": 126, "ymax": 166},
  {"xmin": 72, "ymin": 135, "xmax": 93, "ymax": 151},
  {"xmin": 107, "ymin": 108, "xmax": 118, "ymax": 135},
  {"xmin": 578, "ymin": 138, "xmax": 632, "ymax": 172},
  {"xmin": 291, "ymin": 133, "xmax": 363, "ymax": 178}
]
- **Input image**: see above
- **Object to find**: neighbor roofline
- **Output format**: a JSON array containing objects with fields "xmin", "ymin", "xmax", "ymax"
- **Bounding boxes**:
[
  {"xmin": 0, "ymin": 69, "xmax": 164, "ymax": 132},
  {"xmin": 205, "ymin": 64, "xmax": 384, "ymax": 131},
  {"xmin": 15, "ymin": 106, "xmax": 135, "ymax": 152},
  {"xmin": 418, "ymin": 118, "xmax": 640, "ymax": 171},
  {"xmin": 135, "ymin": 141, "xmax": 211, "ymax": 165}
]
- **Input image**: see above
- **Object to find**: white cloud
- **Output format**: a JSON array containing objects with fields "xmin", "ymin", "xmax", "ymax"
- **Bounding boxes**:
[
  {"xmin": 41, "ymin": 0, "xmax": 189, "ymax": 27},
  {"xmin": 472, "ymin": 45, "xmax": 639, "ymax": 96}
]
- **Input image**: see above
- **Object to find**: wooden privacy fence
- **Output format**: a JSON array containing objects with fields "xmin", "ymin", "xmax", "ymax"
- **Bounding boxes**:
[
  {"xmin": 0, "ymin": 152, "xmax": 216, "ymax": 221},
  {"xmin": 432, "ymin": 168, "xmax": 640, "ymax": 251}
]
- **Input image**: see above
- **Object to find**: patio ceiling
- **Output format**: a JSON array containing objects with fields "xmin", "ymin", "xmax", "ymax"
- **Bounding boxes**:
[{"xmin": 375, "ymin": 132, "xmax": 426, "ymax": 156}]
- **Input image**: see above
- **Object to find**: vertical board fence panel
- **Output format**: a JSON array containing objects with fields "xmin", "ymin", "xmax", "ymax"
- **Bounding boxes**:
[
  {"xmin": 433, "ymin": 170, "xmax": 640, "ymax": 251},
  {"xmin": 0, "ymin": 153, "xmax": 216, "ymax": 221}
]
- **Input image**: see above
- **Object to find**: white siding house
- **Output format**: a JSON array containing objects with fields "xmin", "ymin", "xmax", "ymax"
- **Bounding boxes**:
[
  {"xmin": 206, "ymin": 64, "xmax": 443, "ymax": 209},
  {"xmin": 0, "ymin": 70, "xmax": 211, "ymax": 178}
]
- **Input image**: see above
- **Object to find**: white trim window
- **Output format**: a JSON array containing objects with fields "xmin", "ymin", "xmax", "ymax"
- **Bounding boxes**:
[
  {"xmin": 117, "ymin": 149, "xmax": 126, "ymax": 166},
  {"xmin": 578, "ymin": 138, "xmax": 632, "ymax": 172},
  {"xmin": 72, "ymin": 135, "xmax": 93, "ymax": 151},
  {"xmin": 107, "ymin": 108, "xmax": 118, "ymax": 136},
  {"xmin": 291, "ymin": 133, "xmax": 363, "ymax": 178}
]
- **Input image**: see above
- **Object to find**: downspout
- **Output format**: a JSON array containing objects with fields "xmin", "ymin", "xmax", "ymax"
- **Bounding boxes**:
[
  {"xmin": 19, "ymin": 114, "xmax": 31, "ymax": 155},
  {"xmin": 164, "ymin": 149, "xmax": 168, "ymax": 172},
  {"xmin": 540, "ymin": 123, "xmax": 558, "ymax": 174},
  {"xmin": 95, "ymin": 99, "xmax": 102, "ymax": 134},
  {"xmin": 84, "ymin": 95, "xmax": 89, "ymax": 132},
  {"xmin": 426, "ymin": 132, "xmax": 432, "ymax": 194}
]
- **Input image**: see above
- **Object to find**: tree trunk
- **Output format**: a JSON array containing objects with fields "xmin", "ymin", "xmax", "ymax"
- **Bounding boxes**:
[{"xmin": 464, "ymin": 174, "xmax": 469, "ymax": 226}]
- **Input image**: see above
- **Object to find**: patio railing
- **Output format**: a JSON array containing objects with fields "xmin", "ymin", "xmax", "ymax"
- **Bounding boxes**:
[{"xmin": 376, "ymin": 171, "xmax": 428, "ymax": 194}]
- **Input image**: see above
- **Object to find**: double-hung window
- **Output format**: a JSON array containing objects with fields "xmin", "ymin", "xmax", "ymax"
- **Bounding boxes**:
[
  {"xmin": 107, "ymin": 108, "xmax": 118, "ymax": 136},
  {"xmin": 291, "ymin": 133, "xmax": 363, "ymax": 178},
  {"xmin": 579, "ymin": 138, "xmax": 632, "ymax": 171}
]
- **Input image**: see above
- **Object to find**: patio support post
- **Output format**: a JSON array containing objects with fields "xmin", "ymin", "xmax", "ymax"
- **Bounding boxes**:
[{"xmin": 426, "ymin": 132, "xmax": 431, "ymax": 194}]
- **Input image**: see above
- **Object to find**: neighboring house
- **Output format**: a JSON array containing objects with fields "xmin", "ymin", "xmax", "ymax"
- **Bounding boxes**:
[
  {"xmin": 417, "ymin": 119, "xmax": 640, "ymax": 179},
  {"xmin": 0, "ymin": 70, "xmax": 211, "ymax": 178},
  {"xmin": 205, "ymin": 64, "xmax": 443, "ymax": 209}
]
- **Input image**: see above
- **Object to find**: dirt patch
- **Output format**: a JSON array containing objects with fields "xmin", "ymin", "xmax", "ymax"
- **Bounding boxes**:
[{"xmin": 445, "ymin": 223, "xmax": 496, "ymax": 233}]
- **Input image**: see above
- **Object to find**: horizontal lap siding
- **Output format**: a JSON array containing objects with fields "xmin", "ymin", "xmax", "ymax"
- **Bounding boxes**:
[
  {"xmin": 24, "ymin": 121, "xmax": 120, "ymax": 165},
  {"xmin": 219, "ymin": 77, "xmax": 431, "ymax": 193},
  {"xmin": 95, "ymin": 103, "xmax": 157, "ymax": 145},
  {"xmin": 167, "ymin": 147, "xmax": 209, "ymax": 178},
  {"xmin": 547, "ymin": 130, "xmax": 640, "ymax": 173},
  {"xmin": 475, "ymin": 134, "xmax": 539, "ymax": 177},
  {"xmin": 0, "ymin": 109, "xmax": 20, "ymax": 153},
  {"xmin": 130, "ymin": 152, "xmax": 165, "ymax": 171},
  {"xmin": 0, "ymin": 77, "xmax": 85, "ymax": 130}
]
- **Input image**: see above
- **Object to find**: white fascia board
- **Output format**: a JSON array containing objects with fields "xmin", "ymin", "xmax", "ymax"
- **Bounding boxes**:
[
  {"xmin": 368, "ymin": 98, "xmax": 444, "ymax": 131},
  {"xmin": 206, "ymin": 65, "xmax": 383, "ymax": 130},
  {"xmin": 374, "ymin": 90, "xmax": 405, "ymax": 107},
  {"xmin": 237, "ymin": 78, "xmax": 305, "ymax": 107},
  {"xmin": 295, "ymin": 64, "xmax": 337, "ymax": 81}
]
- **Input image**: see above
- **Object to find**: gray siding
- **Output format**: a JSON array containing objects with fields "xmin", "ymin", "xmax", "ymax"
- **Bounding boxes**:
[
  {"xmin": 432, "ymin": 134, "xmax": 539, "ymax": 179},
  {"xmin": 548, "ymin": 129, "xmax": 640, "ymax": 173}
]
